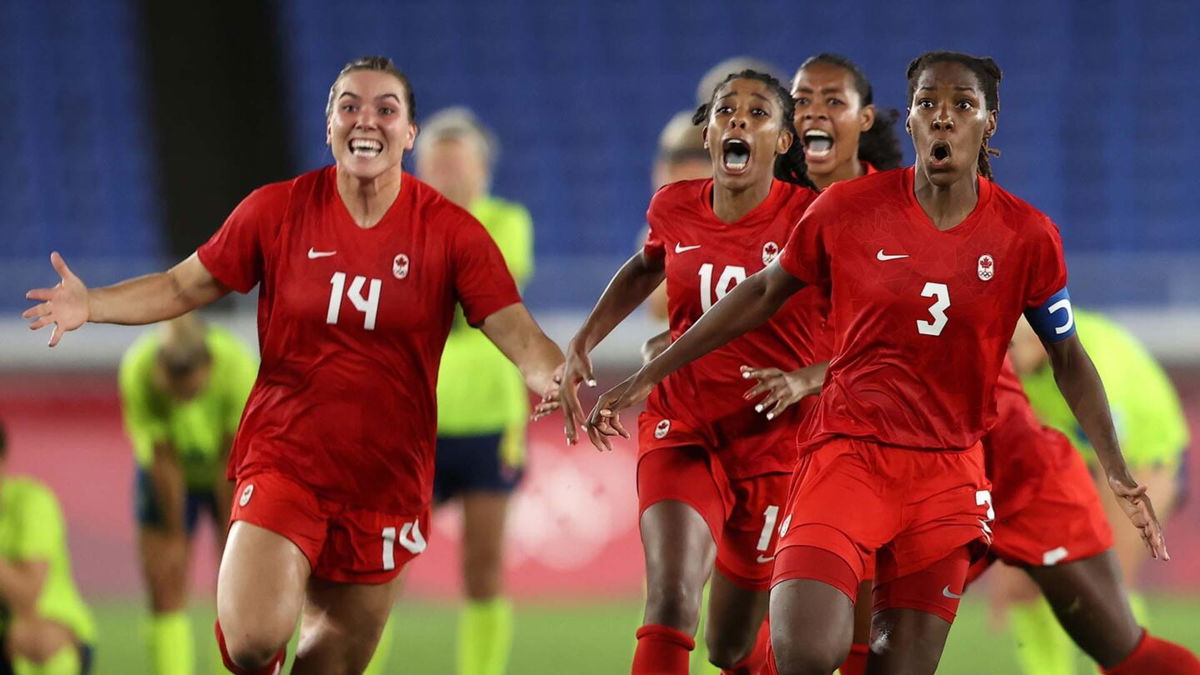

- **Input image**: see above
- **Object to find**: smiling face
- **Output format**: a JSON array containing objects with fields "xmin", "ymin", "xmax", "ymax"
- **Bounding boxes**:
[
  {"xmin": 791, "ymin": 62, "xmax": 874, "ymax": 183},
  {"xmin": 906, "ymin": 60, "xmax": 997, "ymax": 187},
  {"xmin": 702, "ymin": 77, "xmax": 793, "ymax": 192},
  {"xmin": 326, "ymin": 69, "xmax": 417, "ymax": 181}
]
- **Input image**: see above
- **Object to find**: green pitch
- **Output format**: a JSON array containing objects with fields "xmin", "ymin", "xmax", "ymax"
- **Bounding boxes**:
[{"xmin": 84, "ymin": 595, "xmax": 1200, "ymax": 674}]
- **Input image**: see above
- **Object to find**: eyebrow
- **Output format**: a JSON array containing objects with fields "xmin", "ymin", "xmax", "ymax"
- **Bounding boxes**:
[
  {"xmin": 718, "ymin": 91, "xmax": 772, "ymax": 102},
  {"xmin": 338, "ymin": 91, "xmax": 402, "ymax": 103},
  {"xmin": 917, "ymin": 85, "xmax": 979, "ymax": 93}
]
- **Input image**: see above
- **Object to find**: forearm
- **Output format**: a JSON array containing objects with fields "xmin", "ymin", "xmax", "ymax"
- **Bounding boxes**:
[
  {"xmin": 643, "ymin": 268, "xmax": 792, "ymax": 384},
  {"xmin": 572, "ymin": 254, "xmax": 666, "ymax": 353},
  {"xmin": 0, "ymin": 559, "xmax": 45, "ymax": 615},
  {"xmin": 89, "ymin": 255, "xmax": 225, "ymax": 325},
  {"xmin": 1049, "ymin": 343, "xmax": 1134, "ymax": 486}
]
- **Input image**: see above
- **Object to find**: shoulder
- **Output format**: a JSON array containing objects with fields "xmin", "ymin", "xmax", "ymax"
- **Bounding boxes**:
[
  {"xmin": 648, "ymin": 179, "xmax": 709, "ymax": 218},
  {"xmin": 826, "ymin": 167, "xmax": 906, "ymax": 204},
  {"xmin": 405, "ymin": 174, "xmax": 477, "ymax": 229},
  {"xmin": 243, "ymin": 169, "xmax": 319, "ymax": 211},
  {"xmin": 986, "ymin": 180, "xmax": 1061, "ymax": 240},
  {"xmin": 774, "ymin": 180, "xmax": 820, "ymax": 217}
]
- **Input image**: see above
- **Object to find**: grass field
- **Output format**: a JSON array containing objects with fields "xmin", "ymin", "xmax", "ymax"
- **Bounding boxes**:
[{"xmin": 86, "ymin": 594, "xmax": 1200, "ymax": 674}]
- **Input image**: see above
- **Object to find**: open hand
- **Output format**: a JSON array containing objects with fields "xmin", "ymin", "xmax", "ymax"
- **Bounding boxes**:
[
  {"xmin": 1108, "ymin": 476, "xmax": 1169, "ymax": 560},
  {"xmin": 740, "ymin": 362, "xmax": 826, "ymax": 420},
  {"xmin": 22, "ymin": 252, "xmax": 89, "ymax": 347},
  {"xmin": 584, "ymin": 372, "xmax": 653, "ymax": 452}
]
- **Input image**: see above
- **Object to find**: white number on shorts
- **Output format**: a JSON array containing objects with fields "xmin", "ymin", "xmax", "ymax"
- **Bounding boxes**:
[
  {"xmin": 698, "ymin": 263, "xmax": 747, "ymax": 313},
  {"xmin": 757, "ymin": 505, "xmax": 780, "ymax": 552},
  {"xmin": 916, "ymin": 282, "xmax": 950, "ymax": 336},
  {"xmin": 975, "ymin": 489, "xmax": 995, "ymax": 543},
  {"xmin": 382, "ymin": 520, "xmax": 427, "ymax": 570},
  {"xmin": 327, "ymin": 272, "xmax": 383, "ymax": 330}
]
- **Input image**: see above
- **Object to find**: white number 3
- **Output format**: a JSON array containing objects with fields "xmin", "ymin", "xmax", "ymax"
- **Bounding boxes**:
[{"xmin": 916, "ymin": 282, "xmax": 950, "ymax": 336}]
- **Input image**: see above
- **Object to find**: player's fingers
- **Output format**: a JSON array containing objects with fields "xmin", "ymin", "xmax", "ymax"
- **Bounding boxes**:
[
  {"xmin": 24, "ymin": 288, "xmax": 54, "ymax": 303},
  {"xmin": 585, "ymin": 422, "xmax": 610, "ymax": 452},
  {"xmin": 48, "ymin": 323, "xmax": 63, "ymax": 348},
  {"xmin": 743, "ymin": 381, "xmax": 771, "ymax": 400},
  {"xmin": 754, "ymin": 388, "xmax": 780, "ymax": 414},
  {"xmin": 27, "ymin": 316, "xmax": 55, "ymax": 331},
  {"xmin": 50, "ymin": 251, "xmax": 73, "ymax": 280},
  {"xmin": 765, "ymin": 396, "xmax": 794, "ymax": 421},
  {"xmin": 740, "ymin": 366, "xmax": 782, "ymax": 380},
  {"xmin": 22, "ymin": 302, "xmax": 50, "ymax": 320},
  {"xmin": 607, "ymin": 410, "xmax": 630, "ymax": 440}
]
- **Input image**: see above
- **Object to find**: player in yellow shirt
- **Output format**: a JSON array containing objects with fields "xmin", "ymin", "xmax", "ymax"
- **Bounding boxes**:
[
  {"xmin": 415, "ymin": 107, "xmax": 534, "ymax": 675},
  {"xmin": 0, "ymin": 420, "xmax": 96, "ymax": 675},
  {"xmin": 118, "ymin": 314, "xmax": 256, "ymax": 675}
]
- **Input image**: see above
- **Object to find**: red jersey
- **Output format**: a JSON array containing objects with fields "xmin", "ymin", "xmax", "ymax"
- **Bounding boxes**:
[
  {"xmin": 983, "ymin": 358, "xmax": 1076, "ymax": 517},
  {"xmin": 197, "ymin": 166, "xmax": 521, "ymax": 514},
  {"xmin": 643, "ymin": 178, "xmax": 827, "ymax": 477},
  {"xmin": 779, "ymin": 167, "xmax": 1068, "ymax": 451}
]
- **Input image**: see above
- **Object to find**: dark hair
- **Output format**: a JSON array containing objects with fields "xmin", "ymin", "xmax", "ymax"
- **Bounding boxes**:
[
  {"xmin": 906, "ymin": 51, "xmax": 1002, "ymax": 180},
  {"xmin": 693, "ymin": 70, "xmax": 818, "ymax": 191},
  {"xmin": 326, "ymin": 56, "xmax": 416, "ymax": 121},
  {"xmin": 797, "ymin": 53, "xmax": 903, "ymax": 171}
]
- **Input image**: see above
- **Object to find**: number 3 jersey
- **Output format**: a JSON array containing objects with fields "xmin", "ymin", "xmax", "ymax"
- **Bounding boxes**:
[
  {"xmin": 643, "ymin": 178, "xmax": 827, "ymax": 478},
  {"xmin": 779, "ymin": 167, "xmax": 1068, "ymax": 452},
  {"xmin": 197, "ymin": 166, "xmax": 521, "ymax": 514}
]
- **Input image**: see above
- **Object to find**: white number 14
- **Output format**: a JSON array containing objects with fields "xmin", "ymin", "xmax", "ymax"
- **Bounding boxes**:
[{"xmin": 327, "ymin": 272, "xmax": 382, "ymax": 330}]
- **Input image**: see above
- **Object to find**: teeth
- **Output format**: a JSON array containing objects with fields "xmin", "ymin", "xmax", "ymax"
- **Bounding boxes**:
[
  {"xmin": 804, "ymin": 130, "xmax": 833, "ymax": 156},
  {"xmin": 349, "ymin": 139, "xmax": 383, "ymax": 157},
  {"xmin": 723, "ymin": 140, "xmax": 750, "ymax": 170}
]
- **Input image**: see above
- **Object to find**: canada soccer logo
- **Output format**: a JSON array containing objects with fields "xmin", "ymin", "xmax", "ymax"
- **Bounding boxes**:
[
  {"xmin": 393, "ymin": 253, "xmax": 410, "ymax": 280},
  {"xmin": 654, "ymin": 419, "xmax": 671, "ymax": 439},
  {"xmin": 762, "ymin": 241, "xmax": 780, "ymax": 265},
  {"xmin": 977, "ymin": 254, "xmax": 994, "ymax": 281}
]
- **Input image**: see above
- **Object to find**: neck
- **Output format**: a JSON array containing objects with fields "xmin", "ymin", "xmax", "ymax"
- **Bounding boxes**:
[
  {"xmin": 814, "ymin": 158, "xmax": 864, "ymax": 191},
  {"xmin": 912, "ymin": 166, "xmax": 980, "ymax": 231},
  {"xmin": 336, "ymin": 166, "xmax": 403, "ymax": 229},
  {"xmin": 712, "ymin": 177, "xmax": 772, "ymax": 223}
]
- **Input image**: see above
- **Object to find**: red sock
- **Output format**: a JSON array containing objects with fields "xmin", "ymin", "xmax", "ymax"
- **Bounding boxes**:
[
  {"xmin": 632, "ymin": 624, "xmax": 694, "ymax": 675},
  {"xmin": 1102, "ymin": 630, "xmax": 1200, "ymax": 674},
  {"xmin": 838, "ymin": 642, "xmax": 870, "ymax": 675},
  {"xmin": 215, "ymin": 621, "xmax": 287, "ymax": 675},
  {"xmin": 721, "ymin": 620, "xmax": 770, "ymax": 675}
]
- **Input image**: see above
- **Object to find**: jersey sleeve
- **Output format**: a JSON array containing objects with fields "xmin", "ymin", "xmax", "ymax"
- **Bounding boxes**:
[
  {"xmin": 196, "ymin": 183, "xmax": 289, "ymax": 293},
  {"xmin": 642, "ymin": 188, "xmax": 668, "ymax": 261},
  {"xmin": 452, "ymin": 215, "xmax": 523, "ymax": 326},
  {"xmin": 778, "ymin": 188, "xmax": 837, "ymax": 286},
  {"xmin": 117, "ymin": 343, "xmax": 168, "ymax": 467},
  {"xmin": 15, "ymin": 485, "xmax": 64, "ymax": 562},
  {"xmin": 1025, "ymin": 218, "xmax": 1069, "ymax": 307}
]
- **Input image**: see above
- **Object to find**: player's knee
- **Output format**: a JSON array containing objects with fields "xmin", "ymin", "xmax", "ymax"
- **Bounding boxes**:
[
  {"xmin": 770, "ymin": 627, "xmax": 846, "ymax": 675},
  {"xmin": 224, "ymin": 628, "xmax": 288, "ymax": 671},
  {"xmin": 705, "ymin": 638, "xmax": 752, "ymax": 670},
  {"xmin": 644, "ymin": 580, "xmax": 703, "ymax": 628}
]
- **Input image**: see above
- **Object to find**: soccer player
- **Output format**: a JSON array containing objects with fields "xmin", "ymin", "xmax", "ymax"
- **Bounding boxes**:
[
  {"xmin": 23, "ymin": 56, "xmax": 565, "ymax": 674},
  {"xmin": 0, "ymin": 420, "xmax": 96, "ymax": 675},
  {"xmin": 119, "ymin": 313, "xmax": 256, "ymax": 675},
  {"xmin": 578, "ymin": 52, "xmax": 1167, "ymax": 674},
  {"xmin": 1000, "ymin": 310, "xmax": 1192, "ymax": 673},
  {"xmin": 561, "ymin": 70, "xmax": 823, "ymax": 675},
  {"xmin": 415, "ymin": 106, "xmax": 534, "ymax": 675}
]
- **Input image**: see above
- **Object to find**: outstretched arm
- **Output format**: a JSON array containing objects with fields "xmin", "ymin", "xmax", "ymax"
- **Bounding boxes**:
[
  {"xmin": 1045, "ymin": 335, "xmax": 1168, "ymax": 559},
  {"xmin": 480, "ymin": 303, "xmax": 570, "ymax": 439},
  {"xmin": 24, "ymin": 252, "xmax": 230, "ymax": 346},
  {"xmin": 584, "ymin": 261, "xmax": 806, "ymax": 450}
]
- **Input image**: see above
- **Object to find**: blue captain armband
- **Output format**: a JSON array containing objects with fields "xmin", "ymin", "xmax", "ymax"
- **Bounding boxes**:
[{"xmin": 1024, "ymin": 287, "xmax": 1076, "ymax": 342}]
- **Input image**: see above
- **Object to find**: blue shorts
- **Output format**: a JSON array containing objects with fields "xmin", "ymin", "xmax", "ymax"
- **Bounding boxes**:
[
  {"xmin": 134, "ymin": 467, "xmax": 219, "ymax": 535},
  {"xmin": 433, "ymin": 432, "xmax": 524, "ymax": 502}
]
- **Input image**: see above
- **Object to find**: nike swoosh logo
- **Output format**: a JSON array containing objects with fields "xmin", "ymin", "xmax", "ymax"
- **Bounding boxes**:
[
  {"xmin": 308, "ymin": 248, "xmax": 337, "ymax": 259},
  {"xmin": 675, "ymin": 243, "xmax": 702, "ymax": 253},
  {"xmin": 756, "ymin": 555, "xmax": 775, "ymax": 563},
  {"xmin": 941, "ymin": 585, "xmax": 963, "ymax": 599},
  {"xmin": 876, "ymin": 249, "xmax": 909, "ymax": 261}
]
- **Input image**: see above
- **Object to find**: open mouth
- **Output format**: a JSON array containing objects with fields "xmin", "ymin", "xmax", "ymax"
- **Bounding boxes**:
[
  {"xmin": 349, "ymin": 138, "xmax": 383, "ymax": 158},
  {"xmin": 722, "ymin": 138, "xmax": 751, "ymax": 173},
  {"xmin": 929, "ymin": 140, "xmax": 952, "ymax": 167},
  {"xmin": 803, "ymin": 130, "xmax": 834, "ymax": 159}
]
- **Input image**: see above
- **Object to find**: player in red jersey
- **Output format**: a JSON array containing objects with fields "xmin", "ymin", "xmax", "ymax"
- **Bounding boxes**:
[
  {"xmin": 22, "ymin": 56, "xmax": 566, "ymax": 674},
  {"xmin": 748, "ymin": 356, "xmax": 1200, "ymax": 674},
  {"xmin": 558, "ymin": 70, "xmax": 822, "ymax": 675},
  {"xmin": 581, "ymin": 52, "xmax": 1167, "ymax": 675}
]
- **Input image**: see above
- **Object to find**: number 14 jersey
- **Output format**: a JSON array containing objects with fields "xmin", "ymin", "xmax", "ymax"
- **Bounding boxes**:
[
  {"xmin": 643, "ymin": 179, "xmax": 826, "ymax": 477},
  {"xmin": 779, "ymin": 167, "xmax": 1068, "ymax": 451},
  {"xmin": 197, "ymin": 166, "xmax": 520, "ymax": 514}
]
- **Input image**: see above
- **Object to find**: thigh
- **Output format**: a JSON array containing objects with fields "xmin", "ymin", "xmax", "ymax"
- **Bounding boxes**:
[
  {"xmin": 1025, "ymin": 550, "xmax": 1142, "ymax": 668},
  {"xmin": 217, "ymin": 521, "xmax": 311, "ymax": 652},
  {"xmin": 460, "ymin": 492, "xmax": 512, "ymax": 599},
  {"xmin": 704, "ymin": 568, "xmax": 769, "ymax": 661},
  {"xmin": 715, "ymin": 472, "xmax": 790, "ymax": 592},
  {"xmin": 294, "ymin": 576, "xmax": 402, "ymax": 675}
]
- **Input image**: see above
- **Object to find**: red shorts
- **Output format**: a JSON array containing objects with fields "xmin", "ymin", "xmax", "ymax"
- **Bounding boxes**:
[
  {"xmin": 636, "ymin": 417, "xmax": 791, "ymax": 591},
  {"xmin": 966, "ymin": 448, "xmax": 1113, "ymax": 584},
  {"xmin": 230, "ymin": 471, "xmax": 430, "ymax": 584},
  {"xmin": 772, "ymin": 437, "xmax": 992, "ymax": 618}
]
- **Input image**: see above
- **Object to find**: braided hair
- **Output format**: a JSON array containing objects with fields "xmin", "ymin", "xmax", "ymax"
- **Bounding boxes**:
[
  {"xmin": 905, "ymin": 51, "xmax": 1002, "ymax": 180},
  {"xmin": 693, "ymin": 69, "xmax": 818, "ymax": 191},
  {"xmin": 797, "ymin": 53, "xmax": 903, "ymax": 170}
]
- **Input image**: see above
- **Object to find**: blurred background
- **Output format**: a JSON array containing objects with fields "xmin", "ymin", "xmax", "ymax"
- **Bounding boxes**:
[{"xmin": 1, "ymin": 0, "xmax": 1197, "ymax": 673}]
